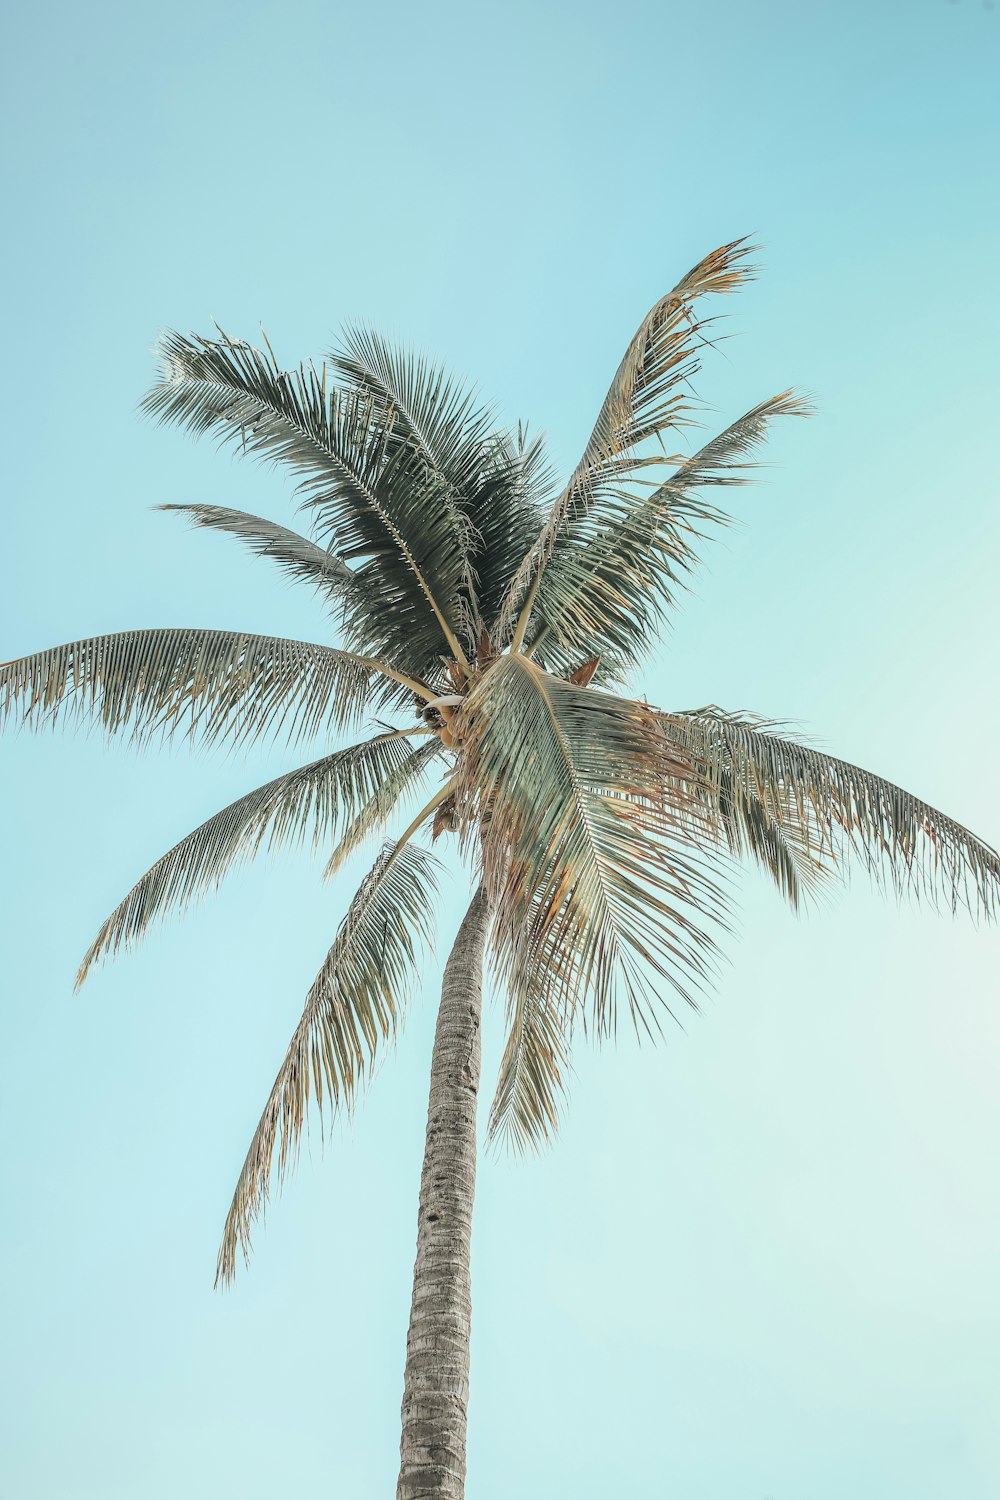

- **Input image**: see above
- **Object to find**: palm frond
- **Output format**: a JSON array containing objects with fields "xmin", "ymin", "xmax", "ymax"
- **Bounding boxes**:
[
  {"xmin": 332, "ymin": 328, "xmax": 551, "ymax": 635},
  {"xmin": 332, "ymin": 328, "xmax": 499, "ymax": 512},
  {"xmin": 217, "ymin": 836, "xmax": 441, "ymax": 1285},
  {"xmin": 160, "ymin": 504, "xmax": 357, "ymax": 610},
  {"xmin": 665, "ymin": 390, "xmax": 811, "ymax": 488},
  {"xmin": 76, "ymin": 730, "xmax": 429, "ymax": 986},
  {"xmin": 458, "ymin": 655, "xmax": 727, "ymax": 1039},
  {"xmin": 529, "ymin": 390, "xmax": 809, "ymax": 670},
  {"xmin": 324, "ymin": 738, "xmax": 445, "ymax": 878},
  {"xmin": 472, "ymin": 423, "xmax": 557, "ymax": 633},
  {"xmin": 487, "ymin": 962, "xmax": 569, "ymax": 1154},
  {"xmin": 0, "ymin": 629, "xmax": 408, "ymax": 748},
  {"xmin": 662, "ymin": 708, "xmax": 1000, "ymax": 915},
  {"xmin": 144, "ymin": 332, "xmax": 473, "ymax": 676},
  {"xmin": 524, "ymin": 391, "xmax": 810, "ymax": 674},
  {"xmin": 706, "ymin": 762, "xmax": 833, "ymax": 908},
  {"xmin": 500, "ymin": 238, "xmax": 758, "ymax": 651}
]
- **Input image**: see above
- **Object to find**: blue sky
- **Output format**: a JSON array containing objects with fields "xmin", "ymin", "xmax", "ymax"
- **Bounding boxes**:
[{"xmin": 1, "ymin": 1, "xmax": 999, "ymax": 1495}]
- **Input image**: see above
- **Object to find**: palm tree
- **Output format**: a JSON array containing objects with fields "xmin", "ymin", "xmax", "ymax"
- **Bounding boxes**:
[{"xmin": 3, "ymin": 239, "xmax": 998, "ymax": 1500}]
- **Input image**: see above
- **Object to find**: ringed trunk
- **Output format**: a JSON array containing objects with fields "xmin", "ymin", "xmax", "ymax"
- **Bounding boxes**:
[{"xmin": 397, "ymin": 886, "xmax": 490, "ymax": 1500}]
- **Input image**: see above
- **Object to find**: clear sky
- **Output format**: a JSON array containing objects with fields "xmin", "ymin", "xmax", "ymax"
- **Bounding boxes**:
[{"xmin": 2, "ymin": 1, "xmax": 999, "ymax": 1496}]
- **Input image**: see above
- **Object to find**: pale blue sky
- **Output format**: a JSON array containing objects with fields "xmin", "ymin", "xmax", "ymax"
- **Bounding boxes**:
[{"xmin": 2, "ymin": 2, "xmax": 999, "ymax": 1496}]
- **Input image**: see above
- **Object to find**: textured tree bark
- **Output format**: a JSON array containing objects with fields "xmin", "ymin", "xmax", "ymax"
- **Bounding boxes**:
[{"xmin": 397, "ymin": 886, "xmax": 490, "ymax": 1500}]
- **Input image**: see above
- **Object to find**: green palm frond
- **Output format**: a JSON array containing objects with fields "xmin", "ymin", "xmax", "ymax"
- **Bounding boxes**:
[
  {"xmin": 0, "ymin": 629, "xmax": 411, "ymax": 748},
  {"xmin": 332, "ymin": 327, "xmax": 499, "ymax": 512},
  {"xmin": 324, "ymin": 738, "xmax": 445, "ymax": 878},
  {"xmin": 500, "ymin": 238, "xmax": 758, "ymax": 652},
  {"xmin": 217, "ymin": 836, "xmax": 441, "ymax": 1286},
  {"xmin": 143, "ymin": 332, "xmax": 473, "ymax": 676},
  {"xmin": 160, "ymin": 504, "xmax": 357, "ymax": 609},
  {"xmin": 713, "ymin": 767, "xmax": 832, "ymax": 908},
  {"xmin": 525, "ymin": 392, "xmax": 810, "ymax": 674},
  {"xmin": 487, "ymin": 962, "xmax": 569, "ymax": 1154},
  {"xmin": 332, "ymin": 328, "xmax": 551, "ymax": 633},
  {"xmin": 458, "ymin": 655, "xmax": 727, "ymax": 1039},
  {"xmin": 662, "ymin": 708, "xmax": 1000, "ymax": 914},
  {"xmin": 76, "ymin": 730, "xmax": 430, "ymax": 986},
  {"xmin": 666, "ymin": 390, "xmax": 811, "ymax": 488},
  {"xmin": 473, "ymin": 424, "xmax": 556, "ymax": 635}
]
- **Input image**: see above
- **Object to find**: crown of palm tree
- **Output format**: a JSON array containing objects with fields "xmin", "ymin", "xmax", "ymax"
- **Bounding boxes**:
[{"xmin": 4, "ymin": 239, "xmax": 998, "ymax": 1286}]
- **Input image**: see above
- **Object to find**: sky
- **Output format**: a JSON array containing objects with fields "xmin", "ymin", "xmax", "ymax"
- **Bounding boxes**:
[{"xmin": 1, "ymin": 1, "xmax": 999, "ymax": 1496}]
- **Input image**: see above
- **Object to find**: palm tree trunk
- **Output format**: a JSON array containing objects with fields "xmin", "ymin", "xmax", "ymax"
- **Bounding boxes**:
[{"xmin": 397, "ymin": 886, "xmax": 490, "ymax": 1500}]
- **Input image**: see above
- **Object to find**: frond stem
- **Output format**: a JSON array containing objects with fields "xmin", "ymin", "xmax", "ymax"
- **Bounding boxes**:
[
  {"xmin": 388, "ymin": 776, "xmax": 461, "ymax": 857},
  {"xmin": 353, "ymin": 654, "xmax": 440, "ymax": 704},
  {"xmin": 508, "ymin": 566, "xmax": 543, "ymax": 655}
]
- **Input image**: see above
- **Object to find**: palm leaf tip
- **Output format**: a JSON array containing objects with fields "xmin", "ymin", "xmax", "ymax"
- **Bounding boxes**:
[
  {"xmin": 74, "ymin": 731, "xmax": 428, "ymax": 990},
  {"xmin": 499, "ymin": 239, "xmax": 777, "ymax": 660},
  {"xmin": 158, "ymin": 504, "xmax": 357, "ymax": 605},
  {"xmin": 662, "ymin": 708, "xmax": 1000, "ymax": 919},
  {"xmin": 674, "ymin": 235, "xmax": 760, "ymax": 299},
  {"xmin": 487, "ymin": 968, "xmax": 570, "ymax": 1155},
  {"xmin": 215, "ymin": 836, "xmax": 441, "ymax": 1286}
]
